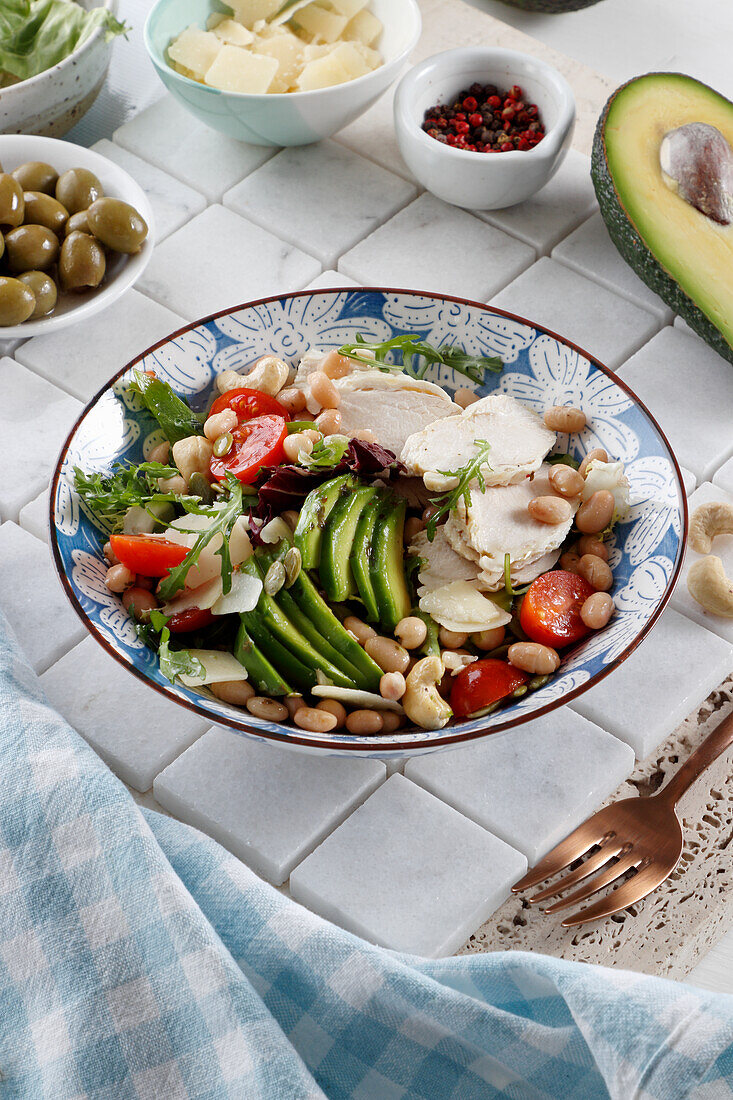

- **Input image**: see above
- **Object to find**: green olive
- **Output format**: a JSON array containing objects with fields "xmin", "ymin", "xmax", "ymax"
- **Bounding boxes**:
[
  {"xmin": 17, "ymin": 271, "xmax": 57, "ymax": 318},
  {"xmin": 0, "ymin": 174, "xmax": 24, "ymax": 228},
  {"xmin": 87, "ymin": 197, "xmax": 148, "ymax": 254},
  {"xmin": 55, "ymin": 168, "xmax": 103, "ymax": 215},
  {"xmin": 23, "ymin": 191, "xmax": 69, "ymax": 234},
  {"xmin": 0, "ymin": 277, "xmax": 35, "ymax": 326},
  {"xmin": 12, "ymin": 161, "xmax": 58, "ymax": 196},
  {"xmin": 65, "ymin": 209, "xmax": 91, "ymax": 236},
  {"xmin": 59, "ymin": 230, "xmax": 106, "ymax": 290},
  {"xmin": 4, "ymin": 225, "xmax": 60, "ymax": 273}
]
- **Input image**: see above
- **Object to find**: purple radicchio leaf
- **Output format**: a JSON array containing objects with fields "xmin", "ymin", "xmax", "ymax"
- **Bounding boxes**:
[{"xmin": 345, "ymin": 439, "xmax": 405, "ymax": 477}]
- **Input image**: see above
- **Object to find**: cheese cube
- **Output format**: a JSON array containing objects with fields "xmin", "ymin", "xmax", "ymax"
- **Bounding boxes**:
[
  {"xmin": 344, "ymin": 8, "xmax": 381, "ymax": 46},
  {"xmin": 168, "ymin": 27, "xmax": 222, "ymax": 80},
  {"xmin": 296, "ymin": 39, "xmax": 369, "ymax": 89},
  {"xmin": 225, "ymin": 0, "xmax": 281, "ymax": 28},
  {"xmin": 204, "ymin": 44, "xmax": 279, "ymax": 92},
  {"xmin": 293, "ymin": 3, "xmax": 348, "ymax": 43},
  {"xmin": 213, "ymin": 17, "xmax": 255, "ymax": 45}
]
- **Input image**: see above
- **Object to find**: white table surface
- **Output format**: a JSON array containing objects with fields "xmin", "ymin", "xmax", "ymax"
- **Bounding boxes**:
[{"xmin": 1, "ymin": 0, "xmax": 732, "ymax": 989}]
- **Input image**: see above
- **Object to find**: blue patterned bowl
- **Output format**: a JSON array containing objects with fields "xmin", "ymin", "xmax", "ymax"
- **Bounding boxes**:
[{"xmin": 50, "ymin": 289, "xmax": 687, "ymax": 757}]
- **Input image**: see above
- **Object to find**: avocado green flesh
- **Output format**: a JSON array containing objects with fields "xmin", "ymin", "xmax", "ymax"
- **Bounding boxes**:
[
  {"xmin": 276, "ymin": 586, "xmax": 368, "ymax": 688},
  {"xmin": 234, "ymin": 621, "xmax": 292, "ymax": 696},
  {"xmin": 241, "ymin": 606, "xmax": 318, "ymax": 693},
  {"xmin": 320, "ymin": 485, "xmax": 378, "ymax": 602},
  {"xmin": 592, "ymin": 72, "xmax": 733, "ymax": 363},
  {"xmin": 371, "ymin": 498, "xmax": 411, "ymax": 631},
  {"xmin": 350, "ymin": 495, "xmax": 383, "ymax": 623},
  {"xmin": 255, "ymin": 590, "xmax": 357, "ymax": 688},
  {"xmin": 294, "ymin": 474, "xmax": 356, "ymax": 569}
]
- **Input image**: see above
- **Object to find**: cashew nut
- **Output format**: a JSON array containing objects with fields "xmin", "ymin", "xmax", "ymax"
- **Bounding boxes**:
[
  {"xmin": 689, "ymin": 502, "xmax": 733, "ymax": 554},
  {"xmin": 687, "ymin": 556, "xmax": 733, "ymax": 618},
  {"xmin": 216, "ymin": 355, "xmax": 290, "ymax": 398},
  {"xmin": 402, "ymin": 655, "xmax": 452, "ymax": 730},
  {"xmin": 172, "ymin": 435, "xmax": 213, "ymax": 487},
  {"xmin": 215, "ymin": 369, "xmax": 245, "ymax": 395}
]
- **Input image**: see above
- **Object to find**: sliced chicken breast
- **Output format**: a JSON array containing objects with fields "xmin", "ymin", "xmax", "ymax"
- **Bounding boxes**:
[
  {"xmin": 477, "ymin": 548, "xmax": 561, "ymax": 592},
  {"xmin": 400, "ymin": 393, "xmax": 555, "ymax": 489},
  {"xmin": 330, "ymin": 371, "xmax": 460, "ymax": 456},
  {"xmin": 409, "ymin": 527, "xmax": 481, "ymax": 595}
]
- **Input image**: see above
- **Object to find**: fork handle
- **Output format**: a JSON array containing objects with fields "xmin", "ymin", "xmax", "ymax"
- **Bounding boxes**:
[{"xmin": 657, "ymin": 710, "xmax": 733, "ymax": 807}]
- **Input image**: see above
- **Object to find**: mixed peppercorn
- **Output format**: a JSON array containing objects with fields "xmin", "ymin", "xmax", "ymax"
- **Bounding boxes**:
[{"xmin": 422, "ymin": 81, "xmax": 546, "ymax": 153}]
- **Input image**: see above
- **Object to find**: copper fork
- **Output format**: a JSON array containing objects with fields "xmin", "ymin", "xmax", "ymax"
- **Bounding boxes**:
[{"xmin": 511, "ymin": 710, "xmax": 733, "ymax": 927}]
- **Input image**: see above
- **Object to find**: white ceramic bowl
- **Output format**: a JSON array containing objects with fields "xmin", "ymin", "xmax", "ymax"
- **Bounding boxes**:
[
  {"xmin": 0, "ymin": 135, "xmax": 155, "ymax": 339},
  {"xmin": 144, "ymin": 0, "xmax": 421, "ymax": 147},
  {"xmin": 394, "ymin": 47, "xmax": 576, "ymax": 210},
  {"xmin": 0, "ymin": 0, "xmax": 119, "ymax": 138}
]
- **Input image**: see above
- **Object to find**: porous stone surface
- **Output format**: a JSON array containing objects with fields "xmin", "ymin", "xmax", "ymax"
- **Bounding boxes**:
[{"xmin": 458, "ymin": 678, "xmax": 733, "ymax": 979}]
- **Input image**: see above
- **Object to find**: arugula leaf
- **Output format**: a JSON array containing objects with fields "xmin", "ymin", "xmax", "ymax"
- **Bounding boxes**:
[
  {"xmin": 158, "ymin": 628, "xmax": 205, "ymax": 685},
  {"xmin": 503, "ymin": 552, "xmax": 532, "ymax": 598},
  {"xmin": 157, "ymin": 473, "xmax": 244, "ymax": 601},
  {"xmin": 74, "ymin": 461, "xmax": 193, "ymax": 531},
  {"xmin": 130, "ymin": 371, "xmax": 204, "ymax": 444},
  {"xmin": 425, "ymin": 439, "xmax": 493, "ymax": 541},
  {"xmin": 337, "ymin": 333, "xmax": 503, "ymax": 386},
  {"xmin": 0, "ymin": 0, "xmax": 127, "ymax": 83},
  {"xmin": 299, "ymin": 434, "xmax": 350, "ymax": 469}
]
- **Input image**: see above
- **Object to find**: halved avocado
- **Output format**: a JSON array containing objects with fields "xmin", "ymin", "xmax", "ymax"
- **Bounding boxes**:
[{"xmin": 592, "ymin": 73, "xmax": 733, "ymax": 363}]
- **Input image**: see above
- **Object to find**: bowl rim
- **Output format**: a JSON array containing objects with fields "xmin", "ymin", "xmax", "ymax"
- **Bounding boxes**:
[
  {"xmin": 0, "ymin": 0, "xmax": 119, "ymax": 98},
  {"xmin": 49, "ymin": 286, "xmax": 688, "ymax": 754},
  {"xmin": 394, "ymin": 46, "xmax": 576, "ymax": 163},
  {"xmin": 143, "ymin": 0, "xmax": 421, "ymax": 102}
]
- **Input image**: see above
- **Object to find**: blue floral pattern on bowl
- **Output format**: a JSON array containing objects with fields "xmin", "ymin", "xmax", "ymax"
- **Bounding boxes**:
[{"xmin": 50, "ymin": 289, "xmax": 687, "ymax": 757}]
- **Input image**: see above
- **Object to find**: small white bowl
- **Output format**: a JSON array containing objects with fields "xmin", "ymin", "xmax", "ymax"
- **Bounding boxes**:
[
  {"xmin": 144, "ymin": 0, "xmax": 422, "ymax": 147},
  {"xmin": 0, "ymin": 134, "xmax": 155, "ymax": 339},
  {"xmin": 394, "ymin": 47, "xmax": 576, "ymax": 210},
  {"xmin": 0, "ymin": 0, "xmax": 119, "ymax": 138}
]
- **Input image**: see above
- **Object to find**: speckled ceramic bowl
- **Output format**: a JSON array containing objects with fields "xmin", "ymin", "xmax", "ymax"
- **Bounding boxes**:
[
  {"xmin": 50, "ymin": 289, "xmax": 686, "ymax": 758},
  {"xmin": 0, "ymin": 0, "xmax": 119, "ymax": 138}
]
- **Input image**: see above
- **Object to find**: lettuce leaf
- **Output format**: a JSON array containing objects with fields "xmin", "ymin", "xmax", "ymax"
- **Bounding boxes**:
[{"xmin": 0, "ymin": 0, "xmax": 127, "ymax": 83}]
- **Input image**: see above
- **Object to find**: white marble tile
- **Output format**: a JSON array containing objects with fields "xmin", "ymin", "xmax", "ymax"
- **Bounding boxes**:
[
  {"xmin": 40, "ymin": 638, "xmax": 207, "ymax": 792},
  {"xmin": 489, "ymin": 258, "xmax": 660, "ymax": 372},
  {"xmin": 19, "ymin": 490, "xmax": 49, "ymax": 543},
  {"xmin": 224, "ymin": 142, "xmax": 417, "ymax": 268},
  {"xmin": 552, "ymin": 212, "xmax": 674, "ymax": 322},
  {"xmin": 336, "ymin": 85, "xmax": 414, "ymax": 182},
  {"xmin": 713, "ymin": 455, "xmax": 733, "ymax": 497},
  {"xmin": 91, "ymin": 139, "xmax": 207, "ymax": 243},
  {"xmin": 15, "ymin": 291, "xmax": 185, "ymax": 403},
  {"xmin": 671, "ymin": 482, "xmax": 733, "ymax": 644},
  {"xmin": 681, "ymin": 466, "xmax": 697, "ymax": 496},
  {"xmin": 0, "ymin": 358, "xmax": 82, "ymax": 523},
  {"xmin": 154, "ymin": 729, "xmax": 385, "ymax": 884},
  {"xmin": 113, "ymin": 95, "xmax": 275, "ymax": 202},
  {"xmin": 406, "ymin": 711, "xmax": 633, "ymax": 865},
  {"xmin": 340, "ymin": 194, "xmax": 535, "ymax": 301},
  {"xmin": 618, "ymin": 327, "xmax": 733, "ymax": 482},
  {"xmin": 478, "ymin": 150, "xmax": 598, "ymax": 255},
  {"xmin": 0, "ymin": 523, "xmax": 85, "ymax": 673},
  {"xmin": 290, "ymin": 774, "xmax": 526, "ymax": 957},
  {"xmin": 303, "ymin": 270, "xmax": 359, "ymax": 291},
  {"xmin": 138, "ymin": 206, "xmax": 321, "ymax": 321},
  {"xmin": 572, "ymin": 609, "xmax": 733, "ymax": 760}
]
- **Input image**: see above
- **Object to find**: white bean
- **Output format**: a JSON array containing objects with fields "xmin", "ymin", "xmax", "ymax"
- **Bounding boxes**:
[{"xmin": 204, "ymin": 408, "xmax": 238, "ymax": 441}]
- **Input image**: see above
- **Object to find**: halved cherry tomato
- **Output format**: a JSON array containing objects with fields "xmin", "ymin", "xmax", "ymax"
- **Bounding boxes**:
[
  {"xmin": 110, "ymin": 534, "xmax": 189, "ymax": 577},
  {"xmin": 451, "ymin": 659, "xmax": 529, "ymax": 718},
  {"xmin": 519, "ymin": 569, "xmax": 595, "ymax": 648},
  {"xmin": 209, "ymin": 387, "xmax": 289, "ymax": 423},
  {"xmin": 167, "ymin": 607, "xmax": 215, "ymax": 634},
  {"xmin": 209, "ymin": 413, "xmax": 287, "ymax": 484}
]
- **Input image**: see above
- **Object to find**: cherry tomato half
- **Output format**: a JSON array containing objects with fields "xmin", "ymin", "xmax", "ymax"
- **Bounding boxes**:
[
  {"xmin": 166, "ymin": 607, "xmax": 215, "ymax": 634},
  {"xmin": 451, "ymin": 659, "xmax": 529, "ymax": 718},
  {"xmin": 110, "ymin": 534, "xmax": 189, "ymax": 577},
  {"xmin": 519, "ymin": 569, "xmax": 595, "ymax": 649},
  {"xmin": 209, "ymin": 413, "xmax": 287, "ymax": 484},
  {"xmin": 209, "ymin": 387, "xmax": 289, "ymax": 423}
]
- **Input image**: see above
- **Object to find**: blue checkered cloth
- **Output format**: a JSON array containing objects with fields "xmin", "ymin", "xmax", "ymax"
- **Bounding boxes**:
[{"xmin": 1, "ymin": 611, "xmax": 732, "ymax": 1099}]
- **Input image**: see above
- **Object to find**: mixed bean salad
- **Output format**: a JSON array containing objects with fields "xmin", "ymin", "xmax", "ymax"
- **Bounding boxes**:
[{"xmin": 75, "ymin": 336, "xmax": 630, "ymax": 735}]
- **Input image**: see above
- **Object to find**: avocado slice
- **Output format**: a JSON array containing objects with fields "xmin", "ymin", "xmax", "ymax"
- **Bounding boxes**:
[
  {"xmin": 320, "ymin": 485, "xmax": 379, "ymax": 603},
  {"xmin": 370, "ymin": 497, "xmax": 411, "ymax": 631},
  {"xmin": 349, "ymin": 491, "xmax": 385, "ymax": 623},
  {"xmin": 241, "ymin": 606, "xmax": 318, "ymax": 693},
  {"xmin": 294, "ymin": 474, "xmax": 357, "ymax": 569},
  {"xmin": 275, "ymin": 587, "xmax": 370, "ymax": 689},
  {"xmin": 233, "ymin": 622, "xmax": 292, "ymax": 696},
  {"xmin": 592, "ymin": 73, "xmax": 733, "ymax": 363}
]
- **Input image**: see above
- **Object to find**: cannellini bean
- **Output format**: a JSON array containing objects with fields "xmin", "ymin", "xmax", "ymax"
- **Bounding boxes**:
[
  {"xmin": 380, "ymin": 711, "xmax": 403, "ymax": 733},
  {"xmin": 404, "ymin": 516, "xmax": 425, "ymax": 544},
  {"xmin": 283, "ymin": 433, "xmax": 314, "ymax": 463},
  {"xmin": 527, "ymin": 495, "xmax": 573, "ymax": 525},
  {"xmin": 577, "ymin": 534, "xmax": 609, "ymax": 561},
  {"xmin": 148, "ymin": 440, "xmax": 170, "ymax": 464},
  {"xmin": 204, "ymin": 408, "xmax": 237, "ymax": 441},
  {"xmin": 285, "ymin": 695, "xmax": 306, "ymax": 719},
  {"xmin": 579, "ymin": 448, "xmax": 608, "ymax": 477},
  {"xmin": 301, "ymin": 429, "xmax": 322, "ymax": 445},
  {"xmin": 309, "ymin": 370, "xmax": 340, "ymax": 409},
  {"xmin": 315, "ymin": 408, "xmax": 342, "ymax": 435},
  {"xmin": 293, "ymin": 706, "xmax": 337, "ymax": 733},
  {"xmin": 472, "ymin": 626, "xmax": 505, "ymax": 651},
  {"xmin": 211, "ymin": 680, "xmax": 255, "ymax": 705},
  {"xmin": 172, "ymin": 435, "xmax": 213, "ymax": 486},
  {"xmin": 576, "ymin": 490, "xmax": 615, "ymax": 534},
  {"xmin": 578, "ymin": 553, "xmax": 613, "ymax": 592},
  {"xmin": 343, "ymin": 616, "xmax": 376, "ymax": 645},
  {"xmin": 352, "ymin": 429, "xmax": 376, "ymax": 443},
  {"xmin": 158, "ymin": 475, "xmax": 186, "ymax": 494},
  {"xmin": 508, "ymin": 642, "xmax": 560, "ymax": 675},
  {"xmin": 548, "ymin": 464, "xmax": 584, "ymax": 498},
  {"xmin": 106, "ymin": 564, "xmax": 135, "ymax": 592},
  {"xmin": 316, "ymin": 699, "xmax": 347, "ymax": 727},
  {"xmin": 320, "ymin": 350, "xmax": 353, "ymax": 379},
  {"xmin": 395, "ymin": 616, "xmax": 427, "ymax": 650},
  {"xmin": 276, "ymin": 387, "xmax": 307, "ymax": 414},
  {"xmin": 122, "ymin": 587, "xmax": 158, "ymax": 619},
  {"xmin": 544, "ymin": 405, "xmax": 587, "ymax": 433},
  {"xmin": 580, "ymin": 592, "xmax": 614, "ymax": 629},
  {"xmin": 134, "ymin": 575, "xmax": 154, "ymax": 591},
  {"xmin": 560, "ymin": 547, "xmax": 582, "ymax": 574},
  {"xmin": 380, "ymin": 671, "xmax": 406, "ymax": 700},
  {"xmin": 246, "ymin": 696, "xmax": 288, "ymax": 721},
  {"xmin": 345, "ymin": 709, "xmax": 384, "ymax": 735},
  {"xmin": 454, "ymin": 387, "xmax": 480, "ymax": 409},
  {"xmin": 103, "ymin": 541, "xmax": 119, "ymax": 565},
  {"xmin": 364, "ymin": 636, "xmax": 410, "ymax": 674},
  {"xmin": 438, "ymin": 626, "xmax": 469, "ymax": 649},
  {"xmin": 422, "ymin": 504, "xmax": 439, "ymax": 525}
]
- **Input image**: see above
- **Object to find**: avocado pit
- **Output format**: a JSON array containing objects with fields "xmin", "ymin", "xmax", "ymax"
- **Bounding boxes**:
[{"xmin": 660, "ymin": 122, "xmax": 733, "ymax": 225}]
